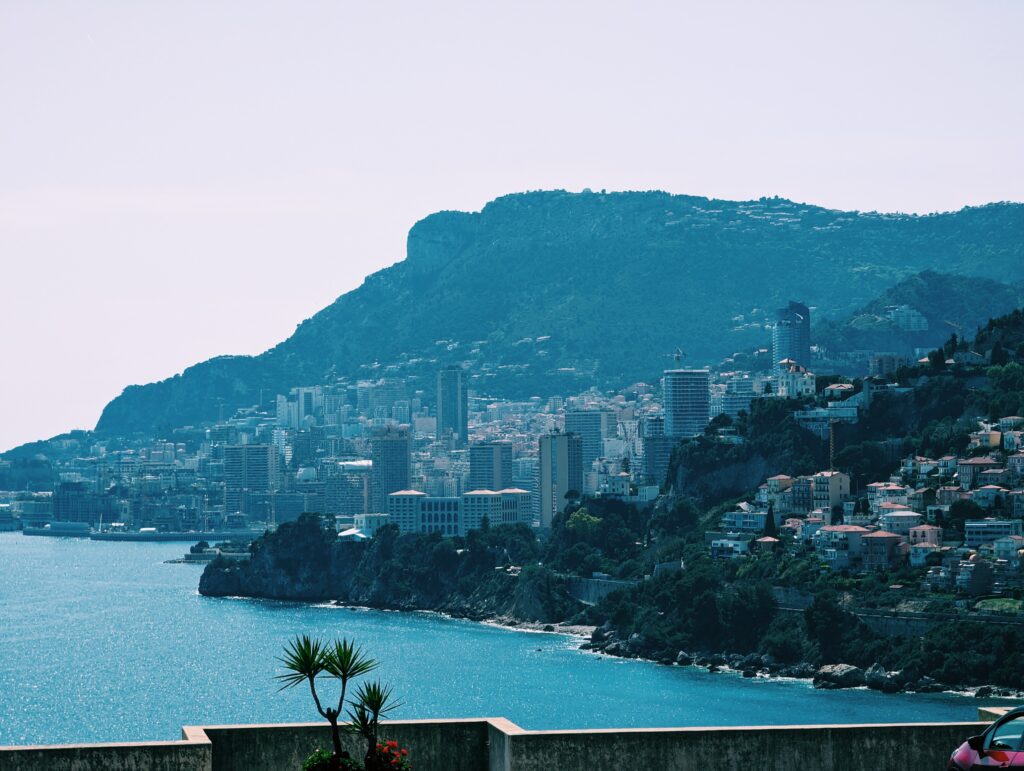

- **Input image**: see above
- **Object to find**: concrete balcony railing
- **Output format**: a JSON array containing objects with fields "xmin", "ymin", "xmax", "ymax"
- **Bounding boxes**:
[{"xmin": 0, "ymin": 712, "xmax": 1004, "ymax": 771}]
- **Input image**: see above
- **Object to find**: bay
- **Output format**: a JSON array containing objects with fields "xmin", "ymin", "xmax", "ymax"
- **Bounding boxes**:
[{"xmin": 0, "ymin": 533, "xmax": 999, "ymax": 746}]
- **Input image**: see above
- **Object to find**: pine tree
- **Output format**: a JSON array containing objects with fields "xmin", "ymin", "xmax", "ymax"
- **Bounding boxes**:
[{"xmin": 763, "ymin": 502, "xmax": 777, "ymax": 537}]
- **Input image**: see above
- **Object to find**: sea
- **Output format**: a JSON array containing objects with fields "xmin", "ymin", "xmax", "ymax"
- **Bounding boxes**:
[{"xmin": 0, "ymin": 532, "xmax": 1003, "ymax": 746}]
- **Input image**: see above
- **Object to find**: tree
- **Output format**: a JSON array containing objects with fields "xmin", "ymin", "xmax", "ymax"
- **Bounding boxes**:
[
  {"xmin": 943, "ymin": 334, "xmax": 959, "ymax": 358},
  {"xmin": 991, "ymin": 341, "xmax": 1010, "ymax": 366},
  {"xmin": 804, "ymin": 594, "xmax": 848, "ymax": 662},
  {"xmin": 704, "ymin": 413, "xmax": 733, "ymax": 436},
  {"xmin": 348, "ymin": 681, "xmax": 402, "ymax": 770},
  {"xmin": 948, "ymin": 499, "xmax": 984, "ymax": 533},
  {"xmin": 277, "ymin": 636, "xmax": 383, "ymax": 771},
  {"xmin": 763, "ymin": 503, "xmax": 777, "ymax": 538},
  {"xmin": 831, "ymin": 503, "xmax": 844, "ymax": 525}
]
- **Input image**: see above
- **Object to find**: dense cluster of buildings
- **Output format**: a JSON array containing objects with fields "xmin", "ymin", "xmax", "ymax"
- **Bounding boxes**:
[
  {"xmin": 707, "ymin": 415, "xmax": 1024, "ymax": 597},
  {"xmin": 3, "ymin": 298, "xmax": 977, "ymax": 563}
]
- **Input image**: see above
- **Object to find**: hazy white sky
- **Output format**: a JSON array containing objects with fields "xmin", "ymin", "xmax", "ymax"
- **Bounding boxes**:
[{"xmin": 1, "ymin": 1, "xmax": 1022, "ymax": 451}]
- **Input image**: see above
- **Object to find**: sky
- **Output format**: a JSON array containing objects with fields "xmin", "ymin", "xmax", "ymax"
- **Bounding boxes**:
[{"xmin": 1, "ymin": 1, "xmax": 1023, "ymax": 451}]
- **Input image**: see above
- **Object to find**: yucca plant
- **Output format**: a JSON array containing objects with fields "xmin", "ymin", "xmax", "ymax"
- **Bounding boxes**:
[
  {"xmin": 347, "ymin": 680, "xmax": 401, "ymax": 770},
  {"xmin": 276, "ymin": 635, "xmax": 379, "ymax": 771}
]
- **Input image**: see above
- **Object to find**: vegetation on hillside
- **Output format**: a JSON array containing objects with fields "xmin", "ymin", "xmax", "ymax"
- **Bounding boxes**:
[
  {"xmin": 667, "ymin": 398, "xmax": 825, "ymax": 504},
  {"xmin": 815, "ymin": 270, "xmax": 1024, "ymax": 355},
  {"xmin": 96, "ymin": 192, "xmax": 1024, "ymax": 435},
  {"xmin": 196, "ymin": 305, "xmax": 1024, "ymax": 691}
]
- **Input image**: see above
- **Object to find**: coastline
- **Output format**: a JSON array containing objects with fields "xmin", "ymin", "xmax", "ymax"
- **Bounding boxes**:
[
  {"xmin": 328, "ymin": 599, "xmax": 595, "ymax": 639},
  {"xmin": 313, "ymin": 598, "xmax": 1023, "ymax": 702}
]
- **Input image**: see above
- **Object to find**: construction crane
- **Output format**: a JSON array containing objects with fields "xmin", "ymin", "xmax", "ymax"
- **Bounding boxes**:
[{"xmin": 663, "ymin": 347, "xmax": 687, "ymax": 365}]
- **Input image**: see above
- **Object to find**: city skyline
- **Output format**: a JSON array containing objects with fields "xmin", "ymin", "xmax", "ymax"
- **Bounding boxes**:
[{"xmin": 3, "ymin": 1, "xmax": 1024, "ymax": 450}]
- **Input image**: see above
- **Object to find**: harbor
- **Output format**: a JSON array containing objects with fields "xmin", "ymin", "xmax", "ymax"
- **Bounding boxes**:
[{"xmin": 20, "ymin": 521, "xmax": 266, "ymax": 542}]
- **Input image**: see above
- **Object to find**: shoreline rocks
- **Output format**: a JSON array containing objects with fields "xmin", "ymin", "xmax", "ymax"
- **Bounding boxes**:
[
  {"xmin": 580, "ymin": 625, "xmax": 1024, "ymax": 699},
  {"xmin": 813, "ymin": 664, "xmax": 865, "ymax": 690}
]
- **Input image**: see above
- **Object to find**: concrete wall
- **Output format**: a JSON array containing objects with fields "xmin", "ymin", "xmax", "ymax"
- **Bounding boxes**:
[
  {"xmin": 202, "ymin": 719, "xmax": 489, "ymax": 771},
  {"xmin": 0, "ymin": 734, "xmax": 211, "ymax": 771},
  {"xmin": 566, "ymin": 576, "xmax": 637, "ymax": 605},
  {"xmin": 0, "ymin": 716, "xmax": 997, "ymax": 771},
  {"xmin": 499, "ymin": 722, "xmax": 990, "ymax": 771}
]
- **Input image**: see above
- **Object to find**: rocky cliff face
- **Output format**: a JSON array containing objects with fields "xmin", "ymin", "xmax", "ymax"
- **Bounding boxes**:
[{"xmin": 199, "ymin": 515, "xmax": 580, "ymax": 624}]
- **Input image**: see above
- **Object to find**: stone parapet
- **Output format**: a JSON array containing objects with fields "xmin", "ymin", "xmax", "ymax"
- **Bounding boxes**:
[{"xmin": 0, "ymin": 713, "xmax": 1007, "ymax": 771}]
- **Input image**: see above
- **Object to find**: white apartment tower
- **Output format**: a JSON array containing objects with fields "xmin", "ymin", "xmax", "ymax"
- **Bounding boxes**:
[{"xmin": 662, "ymin": 369, "xmax": 710, "ymax": 438}]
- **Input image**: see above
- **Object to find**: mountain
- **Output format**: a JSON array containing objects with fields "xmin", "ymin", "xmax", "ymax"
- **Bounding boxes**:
[
  {"xmin": 814, "ymin": 270, "xmax": 1024, "ymax": 355},
  {"xmin": 96, "ymin": 190, "xmax": 1024, "ymax": 435}
]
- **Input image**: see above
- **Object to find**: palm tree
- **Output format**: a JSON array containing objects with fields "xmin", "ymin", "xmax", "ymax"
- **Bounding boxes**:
[
  {"xmin": 347, "ymin": 680, "xmax": 401, "ymax": 770},
  {"xmin": 276, "ymin": 635, "xmax": 378, "ymax": 771}
]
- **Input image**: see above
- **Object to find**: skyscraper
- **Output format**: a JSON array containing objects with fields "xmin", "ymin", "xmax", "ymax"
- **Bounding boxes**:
[
  {"xmin": 564, "ymin": 409, "xmax": 616, "ymax": 477},
  {"xmin": 663, "ymin": 369, "xmax": 710, "ymax": 438},
  {"xmin": 468, "ymin": 441, "xmax": 513, "ymax": 491},
  {"xmin": 370, "ymin": 426, "xmax": 412, "ymax": 512},
  {"xmin": 224, "ymin": 444, "xmax": 280, "ymax": 515},
  {"xmin": 538, "ymin": 432, "xmax": 583, "ymax": 528},
  {"xmin": 437, "ymin": 366, "xmax": 469, "ymax": 447},
  {"xmin": 772, "ymin": 300, "xmax": 811, "ymax": 370}
]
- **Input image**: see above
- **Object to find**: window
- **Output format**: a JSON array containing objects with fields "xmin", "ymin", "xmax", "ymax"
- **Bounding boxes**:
[{"xmin": 989, "ymin": 716, "xmax": 1024, "ymax": 751}]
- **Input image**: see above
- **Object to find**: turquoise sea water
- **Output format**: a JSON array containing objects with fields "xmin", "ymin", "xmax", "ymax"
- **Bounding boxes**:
[{"xmin": 0, "ymin": 532, "xmax": 1002, "ymax": 746}]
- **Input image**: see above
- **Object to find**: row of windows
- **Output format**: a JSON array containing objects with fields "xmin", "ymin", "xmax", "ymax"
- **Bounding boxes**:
[
  {"xmin": 422, "ymin": 501, "xmax": 459, "ymax": 512},
  {"xmin": 421, "ymin": 512, "xmax": 459, "ymax": 524}
]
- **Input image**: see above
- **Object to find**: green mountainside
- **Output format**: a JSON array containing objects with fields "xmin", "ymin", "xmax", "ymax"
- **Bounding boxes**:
[
  {"xmin": 814, "ymin": 270, "xmax": 1024, "ymax": 354},
  {"xmin": 95, "ymin": 190, "xmax": 1024, "ymax": 436}
]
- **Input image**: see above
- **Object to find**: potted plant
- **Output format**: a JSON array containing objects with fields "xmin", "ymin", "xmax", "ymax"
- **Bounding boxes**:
[{"xmin": 277, "ymin": 635, "xmax": 409, "ymax": 771}]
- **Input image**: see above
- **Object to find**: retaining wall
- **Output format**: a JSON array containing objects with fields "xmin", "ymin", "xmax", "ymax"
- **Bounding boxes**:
[
  {"xmin": 0, "ymin": 715, "xmax": 998, "ymax": 771},
  {"xmin": 566, "ymin": 576, "xmax": 638, "ymax": 605}
]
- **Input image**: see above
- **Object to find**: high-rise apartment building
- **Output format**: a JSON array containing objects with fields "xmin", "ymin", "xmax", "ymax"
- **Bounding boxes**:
[
  {"xmin": 437, "ymin": 366, "xmax": 469, "ymax": 447},
  {"xmin": 538, "ymin": 432, "xmax": 583, "ymax": 528},
  {"xmin": 662, "ymin": 369, "xmax": 710, "ymax": 438},
  {"xmin": 772, "ymin": 300, "xmax": 811, "ymax": 370},
  {"xmin": 564, "ymin": 409, "xmax": 616, "ymax": 477},
  {"xmin": 224, "ymin": 444, "xmax": 279, "ymax": 515},
  {"xmin": 468, "ymin": 441, "xmax": 513, "ymax": 492},
  {"xmin": 324, "ymin": 460, "xmax": 372, "ymax": 516},
  {"xmin": 356, "ymin": 378, "xmax": 408, "ymax": 415},
  {"xmin": 52, "ymin": 481, "xmax": 115, "ymax": 526},
  {"xmin": 370, "ymin": 426, "xmax": 412, "ymax": 512},
  {"xmin": 641, "ymin": 414, "xmax": 664, "ymax": 438},
  {"xmin": 720, "ymin": 375, "xmax": 757, "ymax": 418},
  {"xmin": 512, "ymin": 456, "xmax": 539, "ymax": 524}
]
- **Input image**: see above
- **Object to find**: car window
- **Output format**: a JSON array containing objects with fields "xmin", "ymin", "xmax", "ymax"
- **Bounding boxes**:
[{"xmin": 989, "ymin": 716, "xmax": 1024, "ymax": 751}]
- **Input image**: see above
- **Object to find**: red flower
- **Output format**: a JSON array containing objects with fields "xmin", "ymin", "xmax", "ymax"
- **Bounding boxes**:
[{"xmin": 401, "ymin": 749, "xmax": 408, "ymax": 756}]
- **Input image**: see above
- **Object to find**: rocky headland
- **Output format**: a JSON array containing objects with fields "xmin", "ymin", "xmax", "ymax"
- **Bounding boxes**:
[{"xmin": 201, "ymin": 515, "xmax": 1020, "ymax": 701}]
